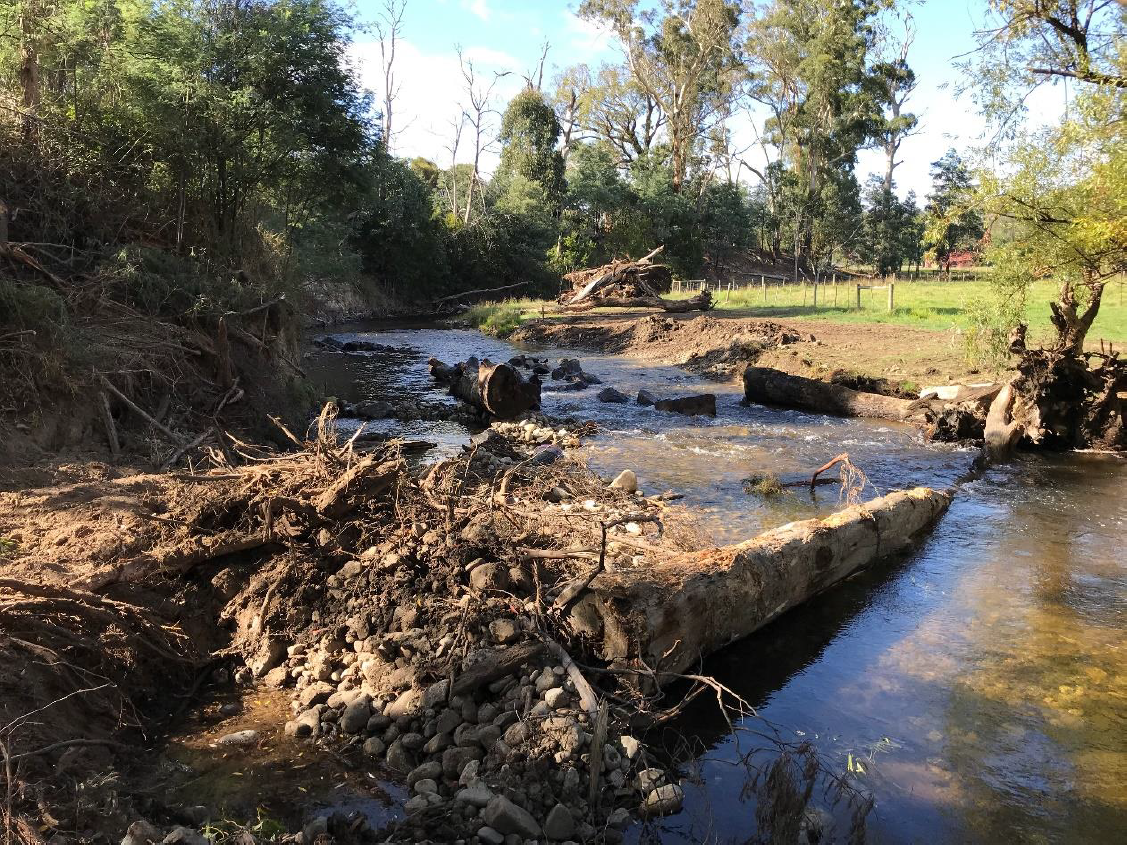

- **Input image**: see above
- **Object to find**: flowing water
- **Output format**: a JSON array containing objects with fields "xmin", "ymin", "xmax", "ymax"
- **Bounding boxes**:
[{"xmin": 302, "ymin": 323, "xmax": 1127, "ymax": 843}]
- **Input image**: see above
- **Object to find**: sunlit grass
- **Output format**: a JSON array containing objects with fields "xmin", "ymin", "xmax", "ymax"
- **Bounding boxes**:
[
  {"xmin": 459, "ymin": 302, "xmax": 527, "ymax": 338},
  {"xmin": 459, "ymin": 276, "xmax": 1127, "ymax": 347},
  {"xmin": 675, "ymin": 277, "xmax": 1127, "ymax": 344}
]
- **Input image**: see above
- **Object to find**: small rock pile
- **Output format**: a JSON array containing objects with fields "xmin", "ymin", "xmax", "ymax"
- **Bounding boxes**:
[{"xmin": 488, "ymin": 415, "xmax": 583, "ymax": 450}]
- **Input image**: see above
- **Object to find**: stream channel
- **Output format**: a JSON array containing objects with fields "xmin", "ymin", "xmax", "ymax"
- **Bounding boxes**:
[{"xmin": 296, "ymin": 322, "xmax": 1126, "ymax": 843}]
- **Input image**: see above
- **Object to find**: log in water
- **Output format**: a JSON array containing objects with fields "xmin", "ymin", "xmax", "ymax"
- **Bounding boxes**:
[
  {"xmin": 743, "ymin": 365, "xmax": 918, "ymax": 421},
  {"xmin": 573, "ymin": 486, "xmax": 951, "ymax": 678}
]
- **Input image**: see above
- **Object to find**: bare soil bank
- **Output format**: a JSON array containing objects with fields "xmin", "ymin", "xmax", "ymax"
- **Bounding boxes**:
[{"xmin": 512, "ymin": 312, "xmax": 989, "ymax": 390}]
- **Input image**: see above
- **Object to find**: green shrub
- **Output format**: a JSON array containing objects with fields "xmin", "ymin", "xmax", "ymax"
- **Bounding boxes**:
[{"xmin": 462, "ymin": 303, "xmax": 525, "ymax": 338}]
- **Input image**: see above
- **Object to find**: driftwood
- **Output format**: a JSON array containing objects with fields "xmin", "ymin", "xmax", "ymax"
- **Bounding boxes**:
[
  {"xmin": 451, "ymin": 642, "xmax": 546, "ymax": 696},
  {"xmin": 561, "ymin": 246, "xmax": 691, "ymax": 313},
  {"xmin": 432, "ymin": 281, "xmax": 528, "ymax": 308},
  {"xmin": 568, "ymin": 290, "xmax": 713, "ymax": 314},
  {"xmin": 743, "ymin": 366, "xmax": 919, "ymax": 421},
  {"xmin": 571, "ymin": 486, "xmax": 951, "ymax": 680},
  {"xmin": 313, "ymin": 455, "xmax": 400, "ymax": 518},
  {"xmin": 429, "ymin": 356, "xmax": 541, "ymax": 419}
]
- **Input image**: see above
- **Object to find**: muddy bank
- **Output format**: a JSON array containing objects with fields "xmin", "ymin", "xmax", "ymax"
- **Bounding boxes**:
[
  {"xmin": 512, "ymin": 314, "xmax": 811, "ymax": 381},
  {"xmin": 513, "ymin": 312, "xmax": 993, "ymax": 390}
]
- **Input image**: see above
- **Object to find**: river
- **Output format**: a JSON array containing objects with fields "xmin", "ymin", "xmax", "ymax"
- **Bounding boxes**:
[{"xmin": 303, "ymin": 323, "xmax": 1127, "ymax": 844}]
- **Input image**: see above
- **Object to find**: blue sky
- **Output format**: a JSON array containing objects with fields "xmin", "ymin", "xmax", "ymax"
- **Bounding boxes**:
[{"xmin": 348, "ymin": 0, "xmax": 1067, "ymax": 201}]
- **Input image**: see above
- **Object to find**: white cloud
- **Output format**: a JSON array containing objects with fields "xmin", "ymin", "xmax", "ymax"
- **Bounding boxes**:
[
  {"xmin": 350, "ymin": 38, "xmax": 523, "ymax": 173},
  {"xmin": 562, "ymin": 11, "xmax": 614, "ymax": 59},
  {"xmin": 462, "ymin": 46, "xmax": 521, "ymax": 72},
  {"xmin": 463, "ymin": 0, "xmax": 490, "ymax": 22}
]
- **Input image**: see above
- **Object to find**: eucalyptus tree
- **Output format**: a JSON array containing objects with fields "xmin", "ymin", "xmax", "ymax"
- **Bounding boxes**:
[
  {"xmin": 745, "ymin": 0, "xmax": 887, "ymax": 271},
  {"xmin": 577, "ymin": 0, "xmax": 743, "ymax": 192}
]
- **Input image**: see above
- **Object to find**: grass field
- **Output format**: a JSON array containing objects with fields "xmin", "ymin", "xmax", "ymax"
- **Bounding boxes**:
[{"xmin": 674, "ymin": 277, "xmax": 1127, "ymax": 344}]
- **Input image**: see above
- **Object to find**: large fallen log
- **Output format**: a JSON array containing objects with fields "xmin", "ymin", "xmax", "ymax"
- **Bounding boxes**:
[
  {"xmin": 428, "ymin": 356, "xmax": 541, "ymax": 419},
  {"xmin": 743, "ymin": 365, "xmax": 919, "ymax": 421},
  {"xmin": 570, "ymin": 486, "xmax": 950, "ymax": 678},
  {"xmin": 567, "ymin": 290, "xmax": 712, "ymax": 314}
]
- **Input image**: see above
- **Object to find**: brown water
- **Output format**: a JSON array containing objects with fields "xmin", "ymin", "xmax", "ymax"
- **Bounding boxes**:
[{"xmin": 302, "ymin": 324, "xmax": 1127, "ymax": 843}]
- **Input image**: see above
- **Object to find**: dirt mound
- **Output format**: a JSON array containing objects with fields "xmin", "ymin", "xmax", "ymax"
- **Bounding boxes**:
[{"xmin": 514, "ymin": 314, "xmax": 814, "ymax": 379}]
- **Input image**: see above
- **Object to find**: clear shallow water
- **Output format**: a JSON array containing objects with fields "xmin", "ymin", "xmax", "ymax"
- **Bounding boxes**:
[{"xmin": 304, "ymin": 323, "xmax": 1127, "ymax": 843}]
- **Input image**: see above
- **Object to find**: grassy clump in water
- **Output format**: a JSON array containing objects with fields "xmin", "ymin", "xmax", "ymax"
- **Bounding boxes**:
[
  {"xmin": 743, "ymin": 472, "xmax": 785, "ymax": 498},
  {"xmin": 461, "ymin": 302, "xmax": 525, "ymax": 338}
]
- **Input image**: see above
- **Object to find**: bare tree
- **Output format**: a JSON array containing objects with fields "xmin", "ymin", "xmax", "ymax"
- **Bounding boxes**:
[
  {"xmin": 874, "ymin": 13, "xmax": 920, "ymax": 195},
  {"xmin": 456, "ymin": 46, "xmax": 510, "ymax": 225},
  {"xmin": 373, "ymin": 0, "xmax": 407, "ymax": 150},
  {"xmin": 522, "ymin": 39, "xmax": 550, "ymax": 91},
  {"xmin": 442, "ymin": 112, "xmax": 466, "ymax": 222}
]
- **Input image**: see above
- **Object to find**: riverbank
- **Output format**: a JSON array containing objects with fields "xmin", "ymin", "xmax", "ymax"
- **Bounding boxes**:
[{"xmin": 511, "ymin": 311, "xmax": 992, "ymax": 393}]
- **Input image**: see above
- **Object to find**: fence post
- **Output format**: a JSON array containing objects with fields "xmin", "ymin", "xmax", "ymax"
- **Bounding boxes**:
[
  {"xmin": 761, "ymin": 275, "xmax": 766, "ymax": 303},
  {"xmin": 888, "ymin": 281, "xmax": 895, "ymax": 313},
  {"xmin": 833, "ymin": 273, "xmax": 838, "ymax": 307},
  {"xmin": 812, "ymin": 280, "xmax": 818, "ymax": 307},
  {"xmin": 726, "ymin": 280, "xmax": 733, "ymax": 303},
  {"xmin": 856, "ymin": 284, "xmax": 862, "ymax": 309}
]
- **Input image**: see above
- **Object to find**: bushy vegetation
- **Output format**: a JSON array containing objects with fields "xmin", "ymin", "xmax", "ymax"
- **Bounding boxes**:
[{"xmin": 460, "ymin": 303, "xmax": 526, "ymax": 339}]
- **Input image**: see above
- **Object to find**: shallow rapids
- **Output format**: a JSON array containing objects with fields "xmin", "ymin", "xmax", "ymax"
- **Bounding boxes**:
[{"xmin": 304, "ymin": 323, "xmax": 1127, "ymax": 843}]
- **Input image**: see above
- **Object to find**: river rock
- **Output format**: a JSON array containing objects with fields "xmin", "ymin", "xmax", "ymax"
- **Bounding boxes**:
[
  {"xmin": 263, "ymin": 666, "xmax": 289, "ymax": 689},
  {"xmin": 531, "ymin": 445, "xmax": 564, "ymax": 466},
  {"xmin": 302, "ymin": 816, "xmax": 329, "ymax": 843},
  {"xmin": 437, "ymin": 707, "xmax": 463, "ymax": 735},
  {"xmin": 340, "ymin": 698, "xmax": 371, "ymax": 734},
  {"xmin": 385, "ymin": 740, "xmax": 416, "ymax": 773},
  {"xmin": 477, "ymin": 826, "xmax": 505, "ymax": 845},
  {"xmin": 606, "ymin": 807, "xmax": 632, "ymax": 829},
  {"xmin": 423, "ymin": 731, "xmax": 452, "ymax": 754},
  {"xmin": 413, "ymin": 778, "xmax": 439, "ymax": 795},
  {"xmin": 654, "ymin": 393, "xmax": 717, "ymax": 416},
  {"xmin": 407, "ymin": 761, "xmax": 442, "ymax": 786},
  {"xmin": 161, "ymin": 827, "xmax": 207, "ymax": 845},
  {"xmin": 470, "ymin": 562, "xmax": 509, "ymax": 592},
  {"xmin": 442, "ymin": 746, "xmax": 480, "ymax": 778},
  {"xmin": 552, "ymin": 359, "xmax": 583, "ymax": 379},
  {"xmin": 483, "ymin": 796, "xmax": 542, "ymax": 840},
  {"xmin": 598, "ymin": 387, "xmax": 629, "ymax": 403},
  {"xmin": 385, "ymin": 688, "xmax": 423, "ymax": 719},
  {"xmin": 249, "ymin": 637, "xmax": 287, "ymax": 678},
  {"xmin": 457, "ymin": 784, "xmax": 495, "ymax": 807},
  {"xmin": 543, "ymin": 687, "xmax": 568, "ymax": 710},
  {"xmin": 353, "ymin": 400, "xmax": 394, "ymax": 419},
  {"xmin": 610, "ymin": 469, "xmax": 638, "ymax": 493},
  {"xmin": 636, "ymin": 389, "xmax": 657, "ymax": 406},
  {"xmin": 619, "ymin": 735, "xmax": 641, "ymax": 759},
  {"xmin": 297, "ymin": 681, "xmax": 334, "ymax": 708},
  {"xmin": 362, "ymin": 736, "xmax": 386, "ymax": 757},
  {"xmin": 217, "ymin": 729, "xmax": 259, "ymax": 746},
  {"xmin": 121, "ymin": 820, "xmax": 163, "ymax": 845},
  {"xmin": 635, "ymin": 768, "xmax": 664, "ymax": 795},
  {"xmin": 543, "ymin": 803, "xmax": 576, "ymax": 841},
  {"xmin": 640, "ymin": 784, "xmax": 684, "ymax": 818},
  {"xmin": 422, "ymin": 679, "xmax": 450, "ymax": 710}
]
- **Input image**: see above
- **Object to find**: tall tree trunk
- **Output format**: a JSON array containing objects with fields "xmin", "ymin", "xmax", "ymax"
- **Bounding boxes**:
[{"xmin": 18, "ymin": 0, "xmax": 41, "ymax": 140}]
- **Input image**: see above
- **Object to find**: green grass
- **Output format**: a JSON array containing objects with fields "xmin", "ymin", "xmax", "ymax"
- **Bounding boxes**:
[
  {"xmin": 460, "ymin": 302, "xmax": 528, "ymax": 338},
  {"xmin": 681, "ymin": 277, "xmax": 1127, "ymax": 344},
  {"xmin": 460, "ymin": 277, "xmax": 1127, "ymax": 351}
]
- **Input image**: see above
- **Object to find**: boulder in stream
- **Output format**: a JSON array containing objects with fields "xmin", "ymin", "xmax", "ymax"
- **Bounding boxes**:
[{"xmin": 654, "ymin": 393, "xmax": 717, "ymax": 416}]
